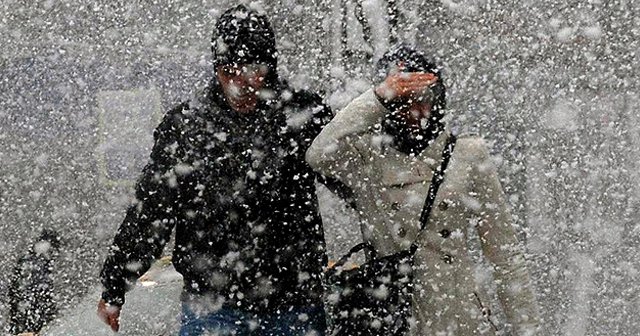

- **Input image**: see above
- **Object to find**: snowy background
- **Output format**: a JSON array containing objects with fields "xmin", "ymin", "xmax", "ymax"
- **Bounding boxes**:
[{"xmin": 0, "ymin": 0, "xmax": 639, "ymax": 335}]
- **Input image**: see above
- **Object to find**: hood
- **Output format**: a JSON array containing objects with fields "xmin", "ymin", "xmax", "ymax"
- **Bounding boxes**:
[{"xmin": 211, "ymin": 4, "xmax": 278, "ymax": 70}]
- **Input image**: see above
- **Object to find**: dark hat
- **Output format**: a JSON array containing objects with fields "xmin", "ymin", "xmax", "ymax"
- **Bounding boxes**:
[
  {"xmin": 212, "ymin": 5, "xmax": 277, "ymax": 69},
  {"xmin": 375, "ymin": 44, "xmax": 441, "ymax": 81},
  {"xmin": 37, "ymin": 229, "xmax": 62, "ymax": 250}
]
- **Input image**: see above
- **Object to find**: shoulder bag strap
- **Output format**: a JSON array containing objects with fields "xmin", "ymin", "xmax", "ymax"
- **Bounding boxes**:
[{"xmin": 333, "ymin": 133, "xmax": 458, "ymax": 264}]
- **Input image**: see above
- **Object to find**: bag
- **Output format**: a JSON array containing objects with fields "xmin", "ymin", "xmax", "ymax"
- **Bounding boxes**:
[
  {"xmin": 325, "ymin": 243, "xmax": 415, "ymax": 336},
  {"xmin": 325, "ymin": 134, "xmax": 457, "ymax": 336}
]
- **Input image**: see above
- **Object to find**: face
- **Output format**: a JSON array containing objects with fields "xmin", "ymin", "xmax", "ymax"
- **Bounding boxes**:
[
  {"xmin": 216, "ymin": 63, "xmax": 270, "ymax": 114},
  {"xmin": 397, "ymin": 99, "xmax": 432, "ymax": 132}
]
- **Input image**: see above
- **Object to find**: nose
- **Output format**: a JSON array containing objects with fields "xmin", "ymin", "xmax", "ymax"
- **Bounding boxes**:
[
  {"xmin": 231, "ymin": 74, "xmax": 249, "ymax": 86},
  {"xmin": 229, "ymin": 77, "xmax": 256, "ymax": 95}
]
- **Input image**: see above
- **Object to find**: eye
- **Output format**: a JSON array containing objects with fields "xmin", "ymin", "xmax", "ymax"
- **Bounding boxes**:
[
  {"xmin": 244, "ymin": 65, "xmax": 259, "ymax": 75},
  {"xmin": 221, "ymin": 66, "xmax": 242, "ymax": 76}
]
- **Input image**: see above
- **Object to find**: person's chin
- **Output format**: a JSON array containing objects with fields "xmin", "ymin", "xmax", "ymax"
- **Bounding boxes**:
[
  {"xmin": 231, "ymin": 101, "xmax": 258, "ymax": 114},
  {"xmin": 226, "ymin": 95, "xmax": 252, "ymax": 109}
]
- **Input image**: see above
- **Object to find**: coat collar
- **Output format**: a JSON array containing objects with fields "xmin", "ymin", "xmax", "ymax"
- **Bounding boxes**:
[
  {"xmin": 414, "ymin": 126, "xmax": 451, "ymax": 169},
  {"xmin": 376, "ymin": 126, "xmax": 452, "ymax": 187}
]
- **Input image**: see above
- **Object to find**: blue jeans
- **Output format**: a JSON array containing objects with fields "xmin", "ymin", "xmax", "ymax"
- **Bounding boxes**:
[{"xmin": 179, "ymin": 303, "xmax": 326, "ymax": 336}]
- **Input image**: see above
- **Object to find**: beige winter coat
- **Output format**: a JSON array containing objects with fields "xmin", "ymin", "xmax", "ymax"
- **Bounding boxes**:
[{"xmin": 307, "ymin": 90, "xmax": 540, "ymax": 335}]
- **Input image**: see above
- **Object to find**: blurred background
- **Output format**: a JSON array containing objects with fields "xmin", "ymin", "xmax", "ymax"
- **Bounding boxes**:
[{"xmin": 0, "ymin": 0, "xmax": 639, "ymax": 334}]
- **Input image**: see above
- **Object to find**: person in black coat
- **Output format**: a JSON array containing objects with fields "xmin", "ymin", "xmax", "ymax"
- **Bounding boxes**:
[
  {"xmin": 9, "ymin": 230, "xmax": 61, "ymax": 334},
  {"xmin": 97, "ymin": 5, "xmax": 333, "ymax": 335}
]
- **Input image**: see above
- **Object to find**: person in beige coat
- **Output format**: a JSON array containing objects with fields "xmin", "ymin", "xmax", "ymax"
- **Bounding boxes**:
[{"xmin": 307, "ymin": 46, "xmax": 540, "ymax": 335}]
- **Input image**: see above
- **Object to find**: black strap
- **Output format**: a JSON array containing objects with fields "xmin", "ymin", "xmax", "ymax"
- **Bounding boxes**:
[
  {"xmin": 419, "ymin": 133, "xmax": 457, "ymax": 231},
  {"xmin": 329, "ymin": 242, "xmax": 378, "ymax": 273},
  {"xmin": 409, "ymin": 133, "xmax": 457, "ymax": 254},
  {"xmin": 316, "ymin": 174, "xmax": 358, "ymax": 210},
  {"xmin": 331, "ymin": 133, "xmax": 457, "ymax": 264}
]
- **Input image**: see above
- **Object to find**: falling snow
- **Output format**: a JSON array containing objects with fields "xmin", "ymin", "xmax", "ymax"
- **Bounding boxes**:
[{"xmin": 0, "ymin": 0, "xmax": 638, "ymax": 335}]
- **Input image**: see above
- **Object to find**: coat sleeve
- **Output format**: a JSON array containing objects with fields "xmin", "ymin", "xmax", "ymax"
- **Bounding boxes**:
[
  {"xmin": 99, "ymin": 104, "xmax": 187, "ymax": 306},
  {"xmin": 305, "ymin": 89, "xmax": 387, "ymax": 189},
  {"xmin": 291, "ymin": 91, "xmax": 357, "ymax": 207},
  {"xmin": 466, "ymin": 138, "xmax": 541, "ymax": 335}
]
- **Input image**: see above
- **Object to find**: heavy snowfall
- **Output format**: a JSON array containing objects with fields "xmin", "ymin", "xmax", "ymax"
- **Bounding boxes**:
[{"xmin": 0, "ymin": 0, "xmax": 638, "ymax": 335}]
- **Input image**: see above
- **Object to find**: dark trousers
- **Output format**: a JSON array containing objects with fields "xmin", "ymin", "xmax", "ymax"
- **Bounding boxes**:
[{"xmin": 179, "ymin": 303, "xmax": 326, "ymax": 336}]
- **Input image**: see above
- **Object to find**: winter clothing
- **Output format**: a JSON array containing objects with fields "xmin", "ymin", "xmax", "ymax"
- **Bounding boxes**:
[
  {"xmin": 9, "ymin": 230, "xmax": 61, "ymax": 334},
  {"xmin": 100, "ymin": 5, "xmax": 333, "ymax": 325},
  {"xmin": 179, "ymin": 302, "xmax": 326, "ymax": 336},
  {"xmin": 306, "ymin": 89, "xmax": 540, "ymax": 335},
  {"xmin": 212, "ymin": 5, "xmax": 278, "ymax": 69},
  {"xmin": 100, "ymin": 76, "xmax": 332, "ymax": 314},
  {"xmin": 375, "ymin": 45, "xmax": 441, "ymax": 85}
]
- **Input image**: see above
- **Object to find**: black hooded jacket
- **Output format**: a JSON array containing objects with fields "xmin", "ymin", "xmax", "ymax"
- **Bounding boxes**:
[
  {"xmin": 100, "ymin": 5, "xmax": 334, "ymax": 312},
  {"xmin": 100, "ymin": 75, "xmax": 333, "ymax": 311},
  {"xmin": 9, "ymin": 231, "xmax": 61, "ymax": 334}
]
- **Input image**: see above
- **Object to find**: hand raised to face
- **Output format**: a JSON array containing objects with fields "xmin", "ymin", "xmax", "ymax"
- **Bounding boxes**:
[{"xmin": 374, "ymin": 72, "xmax": 438, "ymax": 103}]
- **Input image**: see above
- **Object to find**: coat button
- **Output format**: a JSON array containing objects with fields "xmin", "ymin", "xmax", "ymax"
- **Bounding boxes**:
[
  {"xmin": 398, "ymin": 227, "xmax": 407, "ymax": 237},
  {"xmin": 439, "ymin": 229, "xmax": 451, "ymax": 238},
  {"xmin": 438, "ymin": 200, "xmax": 449, "ymax": 211},
  {"xmin": 442, "ymin": 253, "xmax": 454, "ymax": 264}
]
